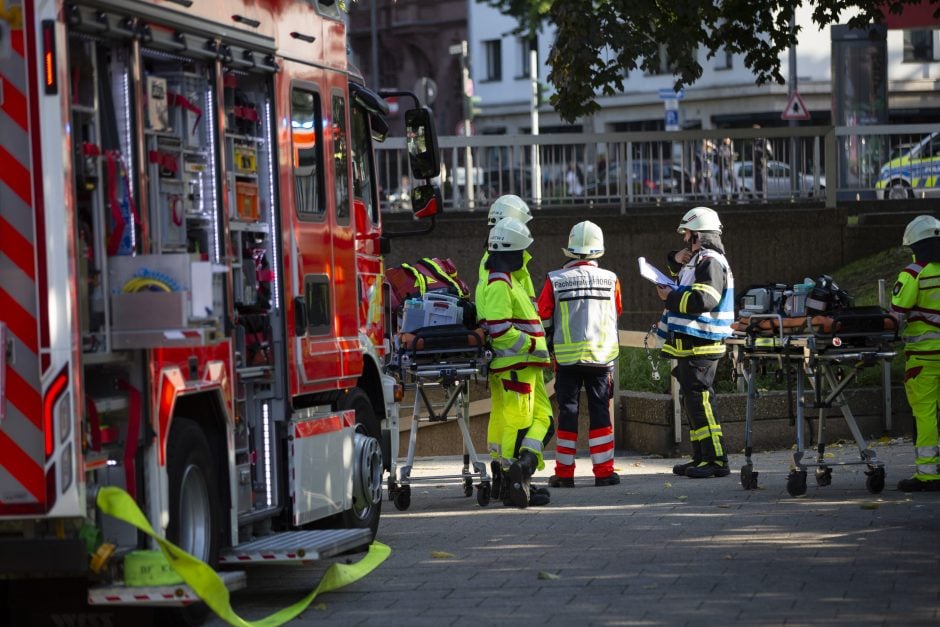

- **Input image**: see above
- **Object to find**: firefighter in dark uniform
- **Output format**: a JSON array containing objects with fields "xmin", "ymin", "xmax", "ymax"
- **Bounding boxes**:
[{"xmin": 655, "ymin": 207, "xmax": 735, "ymax": 479}]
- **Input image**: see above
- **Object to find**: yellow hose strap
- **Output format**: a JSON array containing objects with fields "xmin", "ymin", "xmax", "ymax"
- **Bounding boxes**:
[{"xmin": 96, "ymin": 487, "xmax": 391, "ymax": 627}]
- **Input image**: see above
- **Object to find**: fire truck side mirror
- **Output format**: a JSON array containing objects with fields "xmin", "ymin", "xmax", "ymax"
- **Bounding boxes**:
[
  {"xmin": 411, "ymin": 184, "xmax": 441, "ymax": 219},
  {"xmin": 293, "ymin": 296, "xmax": 307, "ymax": 336},
  {"xmin": 404, "ymin": 107, "xmax": 440, "ymax": 181}
]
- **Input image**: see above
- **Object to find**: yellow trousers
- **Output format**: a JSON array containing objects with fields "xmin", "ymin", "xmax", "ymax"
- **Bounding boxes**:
[{"xmin": 487, "ymin": 367, "xmax": 550, "ymax": 470}]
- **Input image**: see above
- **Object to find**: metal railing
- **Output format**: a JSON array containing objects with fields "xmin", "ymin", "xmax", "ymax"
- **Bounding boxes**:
[{"xmin": 376, "ymin": 123, "xmax": 940, "ymax": 213}]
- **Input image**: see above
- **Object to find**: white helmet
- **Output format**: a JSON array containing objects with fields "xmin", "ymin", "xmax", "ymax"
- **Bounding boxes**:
[
  {"xmin": 902, "ymin": 215, "xmax": 940, "ymax": 247},
  {"xmin": 565, "ymin": 221, "xmax": 605, "ymax": 259},
  {"xmin": 488, "ymin": 217, "xmax": 533, "ymax": 252},
  {"xmin": 487, "ymin": 195, "xmax": 532, "ymax": 226},
  {"xmin": 677, "ymin": 206, "xmax": 722, "ymax": 235}
]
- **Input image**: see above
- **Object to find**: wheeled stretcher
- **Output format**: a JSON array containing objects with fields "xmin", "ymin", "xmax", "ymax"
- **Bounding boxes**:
[
  {"xmin": 387, "ymin": 325, "xmax": 494, "ymax": 510},
  {"xmin": 727, "ymin": 308, "xmax": 898, "ymax": 497}
]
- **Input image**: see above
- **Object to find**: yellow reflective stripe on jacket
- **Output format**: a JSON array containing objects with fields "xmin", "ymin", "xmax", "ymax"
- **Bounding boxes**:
[{"xmin": 691, "ymin": 283, "xmax": 722, "ymax": 303}]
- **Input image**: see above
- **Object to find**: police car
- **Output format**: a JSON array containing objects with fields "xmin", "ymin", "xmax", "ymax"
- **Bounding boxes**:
[{"xmin": 875, "ymin": 132, "xmax": 940, "ymax": 199}]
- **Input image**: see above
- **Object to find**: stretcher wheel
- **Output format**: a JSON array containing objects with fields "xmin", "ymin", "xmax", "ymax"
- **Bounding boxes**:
[
  {"xmin": 476, "ymin": 482, "xmax": 491, "ymax": 507},
  {"xmin": 740, "ymin": 464, "xmax": 759, "ymax": 490},
  {"xmin": 463, "ymin": 478, "xmax": 474, "ymax": 497},
  {"xmin": 865, "ymin": 467, "xmax": 885, "ymax": 494},
  {"xmin": 815, "ymin": 467, "xmax": 832, "ymax": 487},
  {"xmin": 786, "ymin": 470, "xmax": 807, "ymax": 497},
  {"xmin": 392, "ymin": 485, "xmax": 411, "ymax": 511}
]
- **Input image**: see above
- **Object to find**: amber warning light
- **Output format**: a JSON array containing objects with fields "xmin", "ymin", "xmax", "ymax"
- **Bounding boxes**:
[{"xmin": 42, "ymin": 20, "xmax": 57, "ymax": 95}]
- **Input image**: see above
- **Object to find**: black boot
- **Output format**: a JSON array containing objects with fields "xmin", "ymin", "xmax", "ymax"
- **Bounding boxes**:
[
  {"xmin": 674, "ymin": 441, "xmax": 703, "ymax": 476},
  {"xmin": 499, "ymin": 470, "xmax": 511, "ymax": 505},
  {"xmin": 509, "ymin": 451, "xmax": 538, "ymax": 509},
  {"xmin": 491, "ymin": 460, "xmax": 502, "ymax": 499}
]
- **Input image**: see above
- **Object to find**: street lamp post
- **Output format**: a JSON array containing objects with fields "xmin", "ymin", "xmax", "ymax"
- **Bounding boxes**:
[
  {"xmin": 370, "ymin": 0, "xmax": 379, "ymax": 90},
  {"xmin": 529, "ymin": 36, "xmax": 541, "ymax": 208}
]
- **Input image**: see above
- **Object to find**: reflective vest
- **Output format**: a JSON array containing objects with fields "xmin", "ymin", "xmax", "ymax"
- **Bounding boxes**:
[
  {"xmin": 891, "ymin": 261, "xmax": 940, "ymax": 354},
  {"xmin": 477, "ymin": 269, "xmax": 550, "ymax": 372},
  {"xmin": 545, "ymin": 262, "xmax": 620, "ymax": 366},
  {"xmin": 657, "ymin": 248, "xmax": 735, "ymax": 355}
]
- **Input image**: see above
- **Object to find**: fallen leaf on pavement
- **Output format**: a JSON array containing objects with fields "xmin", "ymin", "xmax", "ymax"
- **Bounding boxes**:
[
  {"xmin": 538, "ymin": 571, "xmax": 561, "ymax": 580},
  {"xmin": 431, "ymin": 551, "xmax": 455, "ymax": 559},
  {"xmin": 664, "ymin": 482, "xmax": 673, "ymax": 488},
  {"xmin": 860, "ymin": 502, "xmax": 880, "ymax": 510}
]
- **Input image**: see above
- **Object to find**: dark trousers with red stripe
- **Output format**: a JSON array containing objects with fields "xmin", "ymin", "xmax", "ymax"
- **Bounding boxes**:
[{"xmin": 554, "ymin": 364, "xmax": 614, "ymax": 478}]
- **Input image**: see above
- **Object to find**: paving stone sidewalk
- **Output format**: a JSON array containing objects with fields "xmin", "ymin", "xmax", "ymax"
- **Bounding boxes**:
[{"xmin": 214, "ymin": 437, "xmax": 940, "ymax": 626}]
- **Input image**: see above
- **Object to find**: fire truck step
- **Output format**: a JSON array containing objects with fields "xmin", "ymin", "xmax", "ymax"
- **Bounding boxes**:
[
  {"xmin": 218, "ymin": 529, "xmax": 372, "ymax": 565},
  {"xmin": 88, "ymin": 570, "xmax": 246, "ymax": 606}
]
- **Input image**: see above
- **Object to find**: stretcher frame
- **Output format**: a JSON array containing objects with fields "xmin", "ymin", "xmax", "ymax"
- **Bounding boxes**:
[
  {"xmin": 387, "ymin": 333, "xmax": 493, "ymax": 511},
  {"xmin": 727, "ymin": 310, "xmax": 897, "ymax": 497}
]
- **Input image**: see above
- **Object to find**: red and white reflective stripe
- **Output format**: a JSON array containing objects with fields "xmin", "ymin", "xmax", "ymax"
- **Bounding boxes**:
[{"xmin": 0, "ymin": 15, "xmax": 46, "ymax": 514}]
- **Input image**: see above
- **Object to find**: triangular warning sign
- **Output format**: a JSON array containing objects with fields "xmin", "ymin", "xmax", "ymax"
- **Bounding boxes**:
[{"xmin": 782, "ymin": 91, "xmax": 811, "ymax": 121}]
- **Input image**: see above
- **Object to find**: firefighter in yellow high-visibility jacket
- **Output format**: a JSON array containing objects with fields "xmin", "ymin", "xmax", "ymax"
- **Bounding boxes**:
[
  {"xmin": 476, "ymin": 196, "xmax": 554, "ymax": 505},
  {"xmin": 477, "ymin": 216, "xmax": 552, "ymax": 508},
  {"xmin": 892, "ymin": 214, "xmax": 940, "ymax": 492}
]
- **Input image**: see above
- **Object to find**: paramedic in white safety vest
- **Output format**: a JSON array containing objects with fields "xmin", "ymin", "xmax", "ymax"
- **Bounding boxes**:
[
  {"xmin": 655, "ymin": 207, "xmax": 735, "ymax": 479},
  {"xmin": 477, "ymin": 216, "xmax": 553, "ymax": 508},
  {"xmin": 537, "ymin": 221, "xmax": 623, "ymax": 487},
  {"xmin": 477, "ymin": 196, "xmax": 554, "ymax": 506},
  {"xmin": 891, "ymin": 215, "xmax": 940, "ymax": 492}
]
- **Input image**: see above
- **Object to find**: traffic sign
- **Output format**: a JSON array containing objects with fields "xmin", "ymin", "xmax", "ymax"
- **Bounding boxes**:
[
  {"xmin": 782, "ymin": 91, "xmax": 811, "ymax": 121},
  {"xmin": 414, "ymin": 77, "xmax": 437, "ymax": 106},
  {"xmin": 658, "ymin": 88, "xmax": 685, "ymax": 100},
  {"xmin": 664, "ymin": 108, "xmax": 680, "ymax": 131}
]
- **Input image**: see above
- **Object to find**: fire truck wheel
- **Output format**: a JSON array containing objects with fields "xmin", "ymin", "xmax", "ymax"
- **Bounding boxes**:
[
  {"xmin": 339, "ymin": 389, "xmax": 383, "ymax": 539},
  {"xmin": 339, "ymin": 387, "xmax": 381, "ymax": 440},
  {"xmin": 162, "ymin": 417, "xmax": 221, "ymax": 626}
]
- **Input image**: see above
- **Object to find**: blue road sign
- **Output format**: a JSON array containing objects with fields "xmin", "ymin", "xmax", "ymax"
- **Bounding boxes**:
[
  {"xmin": 658, "ymin": 88, "xmax": 685, "ymax": 100},
  {"xmin": 664, "ymin": 109, "xmax": 680, "ymax": 129}
]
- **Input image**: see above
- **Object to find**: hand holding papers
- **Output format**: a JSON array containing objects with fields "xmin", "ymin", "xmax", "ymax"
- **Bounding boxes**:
[{"xmin": 638, "ymin": 257, "xmax": 677, "ymax": 288}]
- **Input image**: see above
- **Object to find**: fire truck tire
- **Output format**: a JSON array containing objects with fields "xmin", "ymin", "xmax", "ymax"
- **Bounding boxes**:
[
  {"xmin": 161, "ymin": 417, "xmax": 222, "ymax": 627},
  {"xmin": 339, "ymin": 387, "xmax": 381, "ymax": 440},
  {"xmin": 339, "ymin": 389, "xmax": 383, "ymax": 539}
]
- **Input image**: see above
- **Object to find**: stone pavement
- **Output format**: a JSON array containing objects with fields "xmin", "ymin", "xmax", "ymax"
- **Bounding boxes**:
[{"xmin": 212, "ymin": 438, "xmax": 940, "ymax": 626}]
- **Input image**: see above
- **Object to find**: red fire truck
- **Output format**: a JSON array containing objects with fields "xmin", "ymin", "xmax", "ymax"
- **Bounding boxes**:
[{"xmin": 0, "ymin": 0, "xmax": 440, "ymax": 621}]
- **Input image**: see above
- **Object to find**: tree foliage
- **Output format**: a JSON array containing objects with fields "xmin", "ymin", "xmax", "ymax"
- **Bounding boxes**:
[{"xmin": 480, "ymin": 0, "xmax": 940, "ymax": 122}]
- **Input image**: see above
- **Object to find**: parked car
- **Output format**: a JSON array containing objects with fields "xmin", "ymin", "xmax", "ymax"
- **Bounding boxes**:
[
  {"xmin": 585, "ymin": 160, "xmax": 694, "ymax": 202},
  {"xmin": 733, "ymin": 160, "xmax": 825, "ymax": 198},
  {"xmin": 875, "ymin": 132, "xmax": 940, "ymax": 199}
]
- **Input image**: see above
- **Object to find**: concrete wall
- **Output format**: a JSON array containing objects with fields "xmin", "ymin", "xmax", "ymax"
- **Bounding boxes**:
[
  {"xmin": 617, "ymin": 387, "xmax": 914, "ymax": 458},
  {"xmin": 384, "ymin": 204, "xmax": 914, "ymax": 330}
]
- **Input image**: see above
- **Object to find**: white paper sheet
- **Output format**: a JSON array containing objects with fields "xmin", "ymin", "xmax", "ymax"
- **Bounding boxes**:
[{"xmin": 638, "ymin": 257, "xmax": 677, "ymax": 287}]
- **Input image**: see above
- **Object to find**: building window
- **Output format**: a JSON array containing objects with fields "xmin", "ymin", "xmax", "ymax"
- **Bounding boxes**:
[
  {"xmin": 483, "ymin": 39, "xmax": 502, "ymax": 82},
  {"xmin": 516, "ymin": 36, "xmax": 537, "ymax": 79},
  {"xmin": 715, "ymin": 48, "xmax": 733, "ymax": 70},
  {"xmin": 644, "ymin": 44, "xmax": 675, "ymax": 76},
  {"xmin": 903, "ymin": 29, "xmax": 936, "ymax": 62}
]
